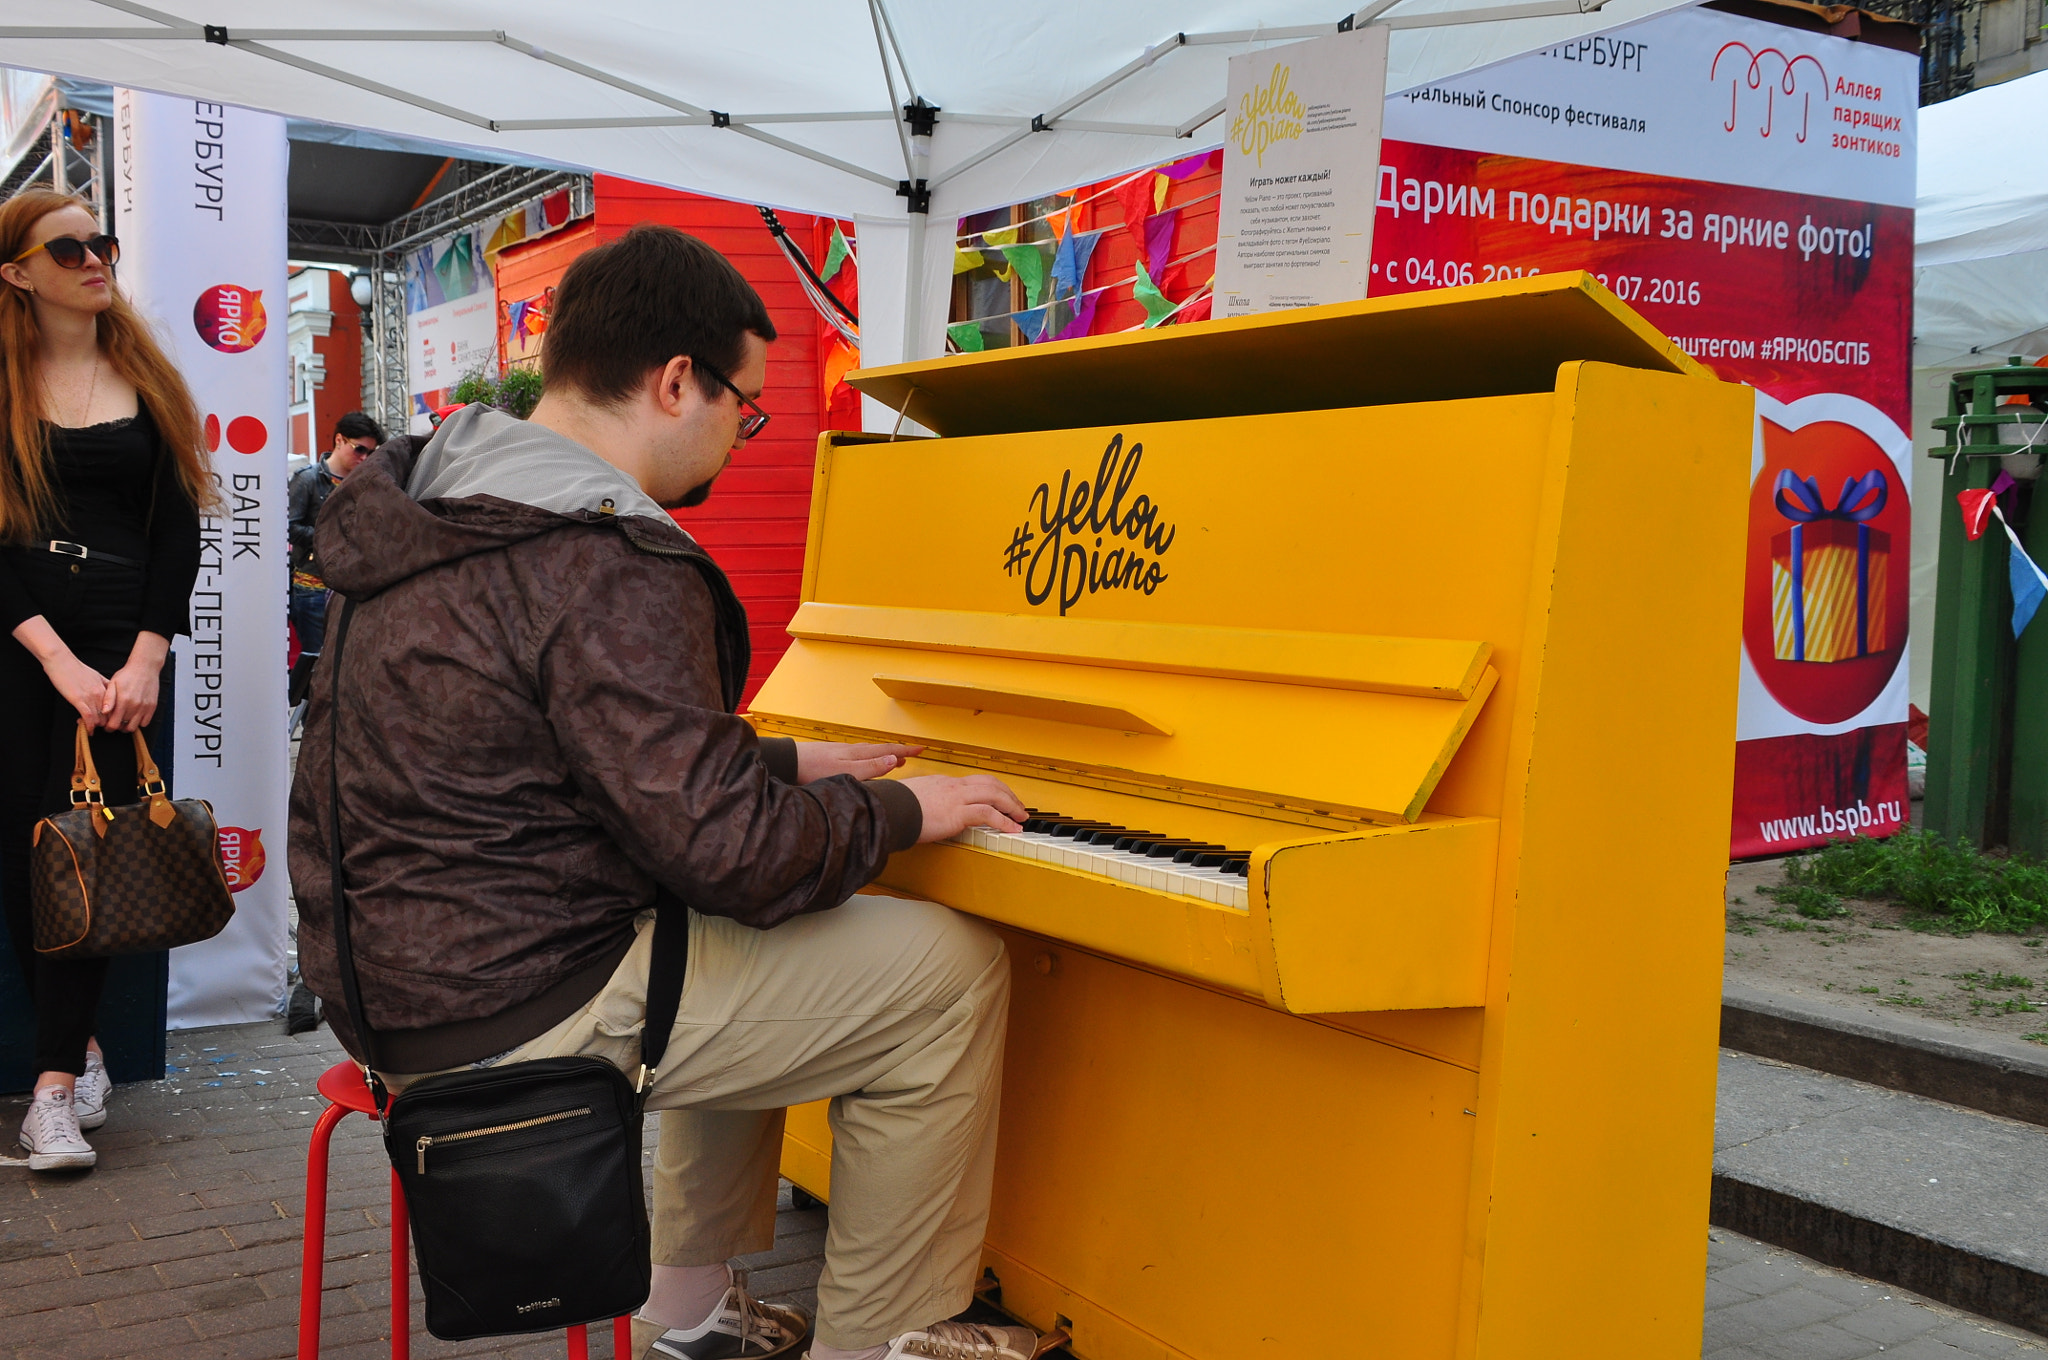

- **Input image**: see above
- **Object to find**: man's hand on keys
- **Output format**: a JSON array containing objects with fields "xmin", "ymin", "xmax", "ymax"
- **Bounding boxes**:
[{"xmin": 902, "ymin": 774, "xmax": 1027, "ymax": 842}]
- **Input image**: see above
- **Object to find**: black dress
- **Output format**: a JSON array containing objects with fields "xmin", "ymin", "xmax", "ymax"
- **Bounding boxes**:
[{"xmin": 0, "ymin": 408, "xmax": 201, "ymax": 1076}]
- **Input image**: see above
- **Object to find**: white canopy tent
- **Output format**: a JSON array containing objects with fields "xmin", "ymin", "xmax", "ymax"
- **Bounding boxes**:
[
  {"xmin": 5, "ymin": 0, "xmax": 1697, "ymax": 373},
  {"xmin": 1908, "ymin": 69, "xmax": 2048, "ymax": 710}
]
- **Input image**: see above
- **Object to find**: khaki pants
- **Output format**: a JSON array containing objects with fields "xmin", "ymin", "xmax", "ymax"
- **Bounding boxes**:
[{"xmin": 389, "ymin": 894, "xmax": 1009, "ymax": 1351}]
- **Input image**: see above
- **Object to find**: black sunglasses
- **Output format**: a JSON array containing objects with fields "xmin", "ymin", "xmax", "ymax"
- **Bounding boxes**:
[
  {"xmin": 13, "ymin": 233, "xmax": 119, "ymax": 269},
  {"xmin": 693, "ymin": 356, "xmax": 770, "ymax": 441}
]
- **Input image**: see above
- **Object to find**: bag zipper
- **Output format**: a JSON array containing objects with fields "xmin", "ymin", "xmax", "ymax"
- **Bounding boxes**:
[{"xmin": 415, "ymin": 1106, "xmax": 593, "ymax": 1175}]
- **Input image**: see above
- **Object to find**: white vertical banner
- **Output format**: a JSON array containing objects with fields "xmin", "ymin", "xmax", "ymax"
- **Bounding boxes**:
[
  {"xmin": 1216, "ymin": 26, "xmax": 1388, "ymax": 317},
  {"xmin": 113, "ymin": 89, "xmax": 290, "ymax": 1026}
]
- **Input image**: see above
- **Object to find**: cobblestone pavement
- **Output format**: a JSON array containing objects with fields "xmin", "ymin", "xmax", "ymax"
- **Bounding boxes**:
[{"xmin": 2, "ymin": 1019, "xmax": 2044, "ymax": 1359}]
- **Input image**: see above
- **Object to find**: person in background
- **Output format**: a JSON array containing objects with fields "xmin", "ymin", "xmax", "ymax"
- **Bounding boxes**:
[
  {"xmin": 0, "ymin": 189, "xmax": 209, "ymax": 1171},
  {"xmin": 286, "ymin": 411, "xmax": 382, "ymax": 727}
]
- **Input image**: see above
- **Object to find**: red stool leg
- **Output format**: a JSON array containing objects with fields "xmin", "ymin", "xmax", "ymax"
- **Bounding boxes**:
[
  {"xmin": 567, "ymin": 1323, "xmax": 589, "ymax": 1359},
  {"xmin": 389, "ymin": 1167, "xmax": 410, "ymax": 1360},
  {"xmin": 297, "ymin": 1103, "xmax": 349, "ymax": 1360},
  {"xmin": 614, "ymin": 1314, "xmax": 633, "ymax": 1358}
]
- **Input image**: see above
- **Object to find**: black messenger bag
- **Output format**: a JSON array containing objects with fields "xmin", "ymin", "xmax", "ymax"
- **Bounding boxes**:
[{"xmin": 323, "ymin": 598, "xmax": 689, "ymax": 1340}]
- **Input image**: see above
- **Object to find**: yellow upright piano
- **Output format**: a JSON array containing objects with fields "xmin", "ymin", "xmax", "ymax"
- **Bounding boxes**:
[{"xmin": 750, "ymin": 275, "xmax": 1753, "ymax": 1360}]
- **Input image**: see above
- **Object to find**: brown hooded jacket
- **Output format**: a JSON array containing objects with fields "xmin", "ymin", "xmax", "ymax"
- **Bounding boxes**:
[{"xmin": 288, "ymin": 406, "xmax": 920, "ymax": 1071}]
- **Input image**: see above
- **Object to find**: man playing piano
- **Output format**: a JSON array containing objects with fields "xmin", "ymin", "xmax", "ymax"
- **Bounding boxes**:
[{"xmin": 290, "ymin": 225, "xmax": 1039, "ymax": 1360}]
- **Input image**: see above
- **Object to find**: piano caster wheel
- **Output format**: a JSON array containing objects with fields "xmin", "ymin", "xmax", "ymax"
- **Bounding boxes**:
[{"xmin": 790, "ymin": 1185, "xmax": 823, "ymax": 1211}]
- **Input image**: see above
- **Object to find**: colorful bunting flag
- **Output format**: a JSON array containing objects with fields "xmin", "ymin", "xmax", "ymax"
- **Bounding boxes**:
[
  {"xmin": 821, "ymin": 337, "xmax": 859, "ymax": 405},
  {"xmin": 821, "ymin": 224, "xmax": 853, "ymax": 282},
  {"xmin": 1053, "ymin": 291, "xmax": 1101, "ymax": 341},
  {"xmin": 982, "ymin": 225, "xmax": 1019, "ymax": 248},
  {"xmin": 1133, "ymin": 261, "xmax": 1176, "ymax": 328},
  {"xmin": 2011, "ymin": 528, "xmax": 2048, "ymax": 637},
  {"xmin": 1174, "ymin": 292, "xmax": 1213, "ymax": 326},
  {"xmin": 1160, "ymin": 150, "xmax": 1217, "ymax": 180},
  {"xmin": 1014, "ymin": 305, "xmax": 1050, "ymax": 343},
  {"xmin": 1153, "ymin": 174, "xmax": 1170, "ymax": 214},
  {"xmin": 1144, "ymin": 210, "xmax": 1178, "ymax": 283},
  {"xmin": 1000, "ymin": 244, "xmax": 1048, "ymax": 309},
  {"xmin": 953, "ymin": 246, "xmax": 986, "ymax": 275},
  {"xmin": 1050, "ymin": 229, "xmax": 1102, "ymax": 300},
  {"xmin": 947, "ymin": 320, "xmax": 985, "ymax": 353},
  {"xmin": 1112, "ymin": 176, "xmax": 1153, "ymax": 243},
  {"xmin": 1959, "ymin": 488, "xmax": 1998, "ymax": 541}
]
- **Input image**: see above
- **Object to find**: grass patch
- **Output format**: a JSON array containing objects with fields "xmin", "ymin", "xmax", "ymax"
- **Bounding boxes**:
[
  {"xmin": 1759, "ymin": 881, "xmax": 1850, "ymax": 919},
  {"xmin": 2025, "ymin": 1032, "xmax": 2048, "ymax": 1046},
  {"xmin": 1776, "ymin": 830, "xmax": 2048, "ymax": 934}
]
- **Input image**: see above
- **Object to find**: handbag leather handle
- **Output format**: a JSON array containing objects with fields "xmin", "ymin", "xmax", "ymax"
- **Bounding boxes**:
[
  {"xmin": 68, "ymin": 721, "xmax": 178, "ymax": 833},
  {"xmin": 69, "ymin": 721, "xmax": 103, "ymax": 808}
]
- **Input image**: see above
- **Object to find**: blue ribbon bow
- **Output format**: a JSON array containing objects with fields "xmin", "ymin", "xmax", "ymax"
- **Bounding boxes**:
[{"xmin": 1773, "ymin": 468, "xmax": 1889, "ymax": 661}]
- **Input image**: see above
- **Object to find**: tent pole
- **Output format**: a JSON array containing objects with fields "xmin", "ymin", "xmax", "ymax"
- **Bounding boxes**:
[{"xmin": 903, "ymin": 208, "xmax": 928, "ymax": 363}]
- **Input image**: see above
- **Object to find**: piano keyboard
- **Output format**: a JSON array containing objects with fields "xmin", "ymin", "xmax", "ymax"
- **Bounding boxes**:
[{"xmin": 950, "ymin": 811, "xmax": 1253, "ymax": 909}]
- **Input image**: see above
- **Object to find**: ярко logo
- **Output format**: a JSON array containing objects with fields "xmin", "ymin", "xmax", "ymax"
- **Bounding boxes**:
[
  {"xmin": 193, "ymin": 284, "xmax": 266, "ymax": 353},
  {"xmin": 218, "ymin": 826, "xmax": 266, "ymax": 892}
]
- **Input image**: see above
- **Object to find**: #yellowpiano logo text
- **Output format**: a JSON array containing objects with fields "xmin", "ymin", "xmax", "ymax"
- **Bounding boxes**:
[
  {"xmin": 1002, "ymin": 434, "xmax": 1177, "ymax": 616},
  {"xmin": 1230, "ymin": 63, "xmax": 1305, "ymax": 167}
]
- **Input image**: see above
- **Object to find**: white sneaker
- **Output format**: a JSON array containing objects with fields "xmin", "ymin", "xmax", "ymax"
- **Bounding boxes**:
[
  {"xmin": 73, "ymin": 1052, "xmax": 110, "ymax": 1131},
  {"xmin": 643, "ymin": 1270, "xmax": 809, "ymax": 1358},
  {"xmin": 18, "ymin": 1086, "xmax": 96, "ymax": 1171},
  {"xmin": 868, "ymin": 1321, "xmax": 1039, "ymax": 1360}
]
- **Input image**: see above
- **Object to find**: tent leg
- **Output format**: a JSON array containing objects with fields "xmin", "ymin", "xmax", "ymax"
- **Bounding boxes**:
[{"xmin": 903, "ymin": 208, "xmax": 927, "ymax": 364}]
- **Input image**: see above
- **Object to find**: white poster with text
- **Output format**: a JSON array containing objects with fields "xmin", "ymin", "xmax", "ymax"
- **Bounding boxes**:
[
  {"xmin": 113, "ymin": 88, "xmax": 290, "ymax": 1026},
  {"xmin": 1216, "ymin": 25, "xmax": 1389, "ymax": 316}
]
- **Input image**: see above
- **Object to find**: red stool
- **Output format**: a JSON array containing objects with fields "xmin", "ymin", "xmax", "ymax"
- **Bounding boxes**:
[{"xmin": 299, "ymin": 1060, "xmax": 634, "ymax": 1359}]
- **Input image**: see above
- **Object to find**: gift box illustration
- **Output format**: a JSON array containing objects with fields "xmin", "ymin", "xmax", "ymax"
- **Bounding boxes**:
[{"xmin": 1771, "ymin": 468, "xmax": 1890, "ymax": 662}]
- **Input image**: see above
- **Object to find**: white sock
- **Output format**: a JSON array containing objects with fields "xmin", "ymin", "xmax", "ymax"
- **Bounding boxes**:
[
  {"xmin": 640, "ymin": 1263, "xmax": 732, "ymax": 1332},
  {"xmin": 807, "ymin": 1345, "xmax": 887, "ymax": 1360}
]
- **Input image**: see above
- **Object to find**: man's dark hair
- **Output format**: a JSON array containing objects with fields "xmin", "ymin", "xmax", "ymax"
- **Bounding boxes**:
[
  {"xmin": 542, "ymin": 224, "xmax": 776, "ymax": 408},
  {"xmin": 334, "ymin": 411, "xmax": 385, "ymax": 444}
]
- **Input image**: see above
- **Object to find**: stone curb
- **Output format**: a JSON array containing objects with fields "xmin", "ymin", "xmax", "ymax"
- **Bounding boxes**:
[
  {"xmin": 1720, "ymin": 981, "xmax": 2048, "ymax": 1127},
  {"xmin": 1709, "ymin": 1173, "xmax": 2048, "ymax": 1339}
]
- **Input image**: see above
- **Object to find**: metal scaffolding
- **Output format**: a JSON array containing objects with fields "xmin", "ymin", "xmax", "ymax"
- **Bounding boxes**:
[{"xmin": 291, "ymin": 165, "xmax": 593, "ymax": 434}]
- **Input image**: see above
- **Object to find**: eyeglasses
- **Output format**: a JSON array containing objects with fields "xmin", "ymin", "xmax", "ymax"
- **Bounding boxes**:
[
  {"xmin": 11, "ymin": 233, "xmax": 118, "ymax": 269},
  {"xmin": 692, "ymin": 356, "xmax": 771, "ymax": 441}
]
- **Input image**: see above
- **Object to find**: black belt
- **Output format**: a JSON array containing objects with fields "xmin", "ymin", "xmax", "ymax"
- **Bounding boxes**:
[{"xmin": 37, "ymin": 540, "xmax": 143, "ymax": 570}]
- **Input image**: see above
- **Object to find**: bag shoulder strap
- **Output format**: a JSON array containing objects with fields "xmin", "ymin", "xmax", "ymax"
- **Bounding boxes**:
[{"xmin": 323, "ymin": 595, "xmax": 689, "ymax": 1102}]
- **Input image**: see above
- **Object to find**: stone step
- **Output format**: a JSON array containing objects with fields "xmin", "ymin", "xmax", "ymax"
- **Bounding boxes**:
[
  {"xmin": 1722, "ymin": 981, "xmax": 2048, "ymax": 1127},
  {"xmin": 1713, "ymin": 1049, "xmax": 2048, "ymax": 1339}
]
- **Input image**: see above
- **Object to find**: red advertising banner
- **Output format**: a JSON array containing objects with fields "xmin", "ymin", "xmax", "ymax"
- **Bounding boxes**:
[{"xmin": 1372, "ymin": 6, "xmax": 1918, "ymax": 857}]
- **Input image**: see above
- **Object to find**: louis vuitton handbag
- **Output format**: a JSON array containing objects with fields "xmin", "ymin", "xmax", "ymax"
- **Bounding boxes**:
[{"xmin": 30, "ymin": 721, "xmax": 236, "ymax": 959}]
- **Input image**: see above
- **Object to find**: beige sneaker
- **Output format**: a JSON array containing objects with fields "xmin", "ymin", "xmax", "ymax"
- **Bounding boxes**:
[
  {"xmin": 865, "ymin": 1320, "xmax": 1040, "ymax": 1360},
  {"xmin": 18, "ymin": 1086, "xmax": 96, "ymax": 1171},
  {"xmin": 638, "ymin": 1268, "xmax": 808, "ymax": 1359},
  {"xmin": 73, "ymin": 1051, "xmax": 110, "ymax": 1131}
]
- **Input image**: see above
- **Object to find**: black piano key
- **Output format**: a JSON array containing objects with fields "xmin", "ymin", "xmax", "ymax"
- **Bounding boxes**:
[
  {"xmin": 1223, "ymin": 859, "xmax": 1250, "ymax": 876},
  {"xmin": 1086, "ymin": 828, "xmax": 1155, "ymax": 846},
  {"xmin": 1170, "ymin": 845, "xmax": 1228, "ymax": 863},
  {"xmin": 1189, "ymin": 852, "xmax": 1234, "ymax": 867},
  {"xmin": 1114, "ymin": 834, "xmax": 1166, "ymax": 852},
  {"xmin": 1051, "ymin": 821, "xmax": 1116, "ymax": 838},
  {"xmin": 1143, "ymin": 840, "xmax": 1204, "ymax": 858}
]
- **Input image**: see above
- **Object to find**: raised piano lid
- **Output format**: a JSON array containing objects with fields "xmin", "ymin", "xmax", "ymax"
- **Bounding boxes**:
[
  {"xmin": 751, "ymin": 275, "xmax": 1692, "ymax": 824},
  {"xmin": 845, "ymin": 272, "xmax": 1701, "ymax": 438}
]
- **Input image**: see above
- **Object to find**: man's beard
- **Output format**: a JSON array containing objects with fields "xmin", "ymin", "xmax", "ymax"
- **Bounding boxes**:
[{"xmin": 675, "ymin": 474, "xmax": 717, "ymax": 508}]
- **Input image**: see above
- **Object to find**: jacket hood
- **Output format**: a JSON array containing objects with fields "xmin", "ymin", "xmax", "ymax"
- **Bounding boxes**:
[{"xmin": 316, "ymin": 405, "xmax": 697, "ymax": 599}]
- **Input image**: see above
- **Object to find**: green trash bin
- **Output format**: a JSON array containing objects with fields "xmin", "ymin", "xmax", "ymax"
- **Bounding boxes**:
[{"xmin": 1925, "ymin": 356, "xmax": 2048, "ymax": 853}]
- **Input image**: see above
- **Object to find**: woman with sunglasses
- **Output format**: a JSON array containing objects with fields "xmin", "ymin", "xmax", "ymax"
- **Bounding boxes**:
[{"xmin": 0, "ymin": 190, "xmax": 212, "ymax": 1170}]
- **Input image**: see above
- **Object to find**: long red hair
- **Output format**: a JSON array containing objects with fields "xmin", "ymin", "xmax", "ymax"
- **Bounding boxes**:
[{"xmin": 0, "ymin": 189, "xmax": 219, "ymax": 542}]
